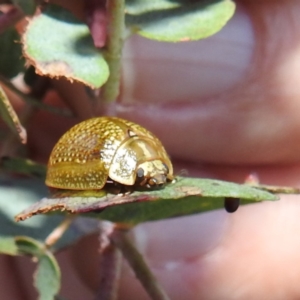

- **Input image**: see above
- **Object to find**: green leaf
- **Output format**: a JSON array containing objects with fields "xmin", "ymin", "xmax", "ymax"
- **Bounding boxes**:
[
  {"xmin": 35, "ymin": 252, "xmax": 61, "ymax": 300},
  {"xmin": 16, "ymin": 177, "xmax": 278, "ymax": 226},
  {"xmin": 126, "ymin": 0, "xmax": 179, "ymax": 13},
  {"xmin": 15, "ymin": 235, "xmax": 45, "ymax": 256},
  {"xmin": 23, "ymin": 4, "xmax": 109, "ymax": 88},
  {"xmin": 15, "ymin": 236, "xmax": 61, "ymax": 300},
  {"xmin": 0, "ymin": 86, "xmax": 27, "ymax": 144},
  {"xmin": 0, "ymin": 236, "xmax": 18, "ymax": 255},
  {"xmin": 0, "ymin": 27, "xmax": 25, "ymax": 78},
  {"xmin": 126, "ymin": 0, "xmax": 235, "ymax": 42},
  {"xmin": 0, "ymin": 175, "xmax": 97, "ymax": 251}
]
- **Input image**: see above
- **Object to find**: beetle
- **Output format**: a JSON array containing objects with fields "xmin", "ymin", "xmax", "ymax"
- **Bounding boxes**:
[{"xmin": 45, "ymin": 117, "xmax": 173, "ymax": 191}]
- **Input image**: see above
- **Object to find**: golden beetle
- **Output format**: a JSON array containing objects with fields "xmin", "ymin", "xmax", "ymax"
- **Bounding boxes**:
[{"xmin": 46, "ymin": 117, "xmax": 174, "ymax": 190}]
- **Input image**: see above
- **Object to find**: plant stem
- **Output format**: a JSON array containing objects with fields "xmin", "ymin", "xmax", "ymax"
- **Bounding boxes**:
[
  {"xmin": 0, "ymin": 84, "xmax": 27, "ymax": 144},
  {"xmin": 44, "ymin": 216, "xmax": 75, "ymax": 249},
  {"xmin": 96, "ymin": 222, "xmax": 122, "ymax": 300},
  {"xmin": 111, "ymin": 229, "xmax": 170, "ymax": 300},
  {"xmin": 100, "ymin": 0, "xmax": 125, "ymax": 103},
  {"xmin": 0, "ymin": 101, "xmax": 32, "ymax": 157},
  {"xmin": 96, "ymin": 245, "xmax": 122, "ymax": 300}
]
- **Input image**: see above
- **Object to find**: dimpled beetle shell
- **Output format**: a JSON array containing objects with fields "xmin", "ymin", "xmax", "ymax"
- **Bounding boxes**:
[{"xmin": 46, "ymin": 117, "xmax": 173, "ymax": 190}]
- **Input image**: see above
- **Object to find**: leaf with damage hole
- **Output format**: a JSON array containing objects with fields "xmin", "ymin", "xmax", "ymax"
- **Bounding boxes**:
[
  {"xmin": 22, "ymin": 4, "xmax": 109, "ymax": 88},
  {"xmin": 15, "ymin": 177, "xmax": 278, "ymax": 226}
]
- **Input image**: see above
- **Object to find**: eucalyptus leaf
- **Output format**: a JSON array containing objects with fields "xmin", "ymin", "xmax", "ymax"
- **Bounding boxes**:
[
  {"xmin": 35, "ymin": 252, "xmax": 61, "ymax": 300},
  {"xmin": 23, "ymin": 4, "xmax": 109, "ymax": 88},
  {"xmin": 126, "ymin": 0, "xmax": 236, "ymax": 42},
  {"xmin": 16, "ymin": 177, "xmax": 278, "ymax": 226},
  {"xmin": 0, "ymin": 175, "xmax": 98, "ymax": 251},
  {"xmin": 15, "ymin": 236, "xmax": 61, "ymax": 300},
  {"xmin": 15, "ymin": 236, "xmax": 45, "ymax": 256}
]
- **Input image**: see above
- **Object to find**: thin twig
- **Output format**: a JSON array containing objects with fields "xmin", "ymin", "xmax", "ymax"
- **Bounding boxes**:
[
  {"xmin": 0, "ymin": 103, "xmax": 33, "ymax": 156},
  {"xmin": 111, "ymin": 229, "xmax": 170, "ymax": 300},
  {"xmin": 44, "ymin": 216, "xmax": 76, "ymax": 249},
  {"xmin": 95, "ymin": 221, "xmax": 122, "ymax": 300},
  {"xmin": 100, "ymin": 0, "xmax": 125, "ymax": 103}
]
